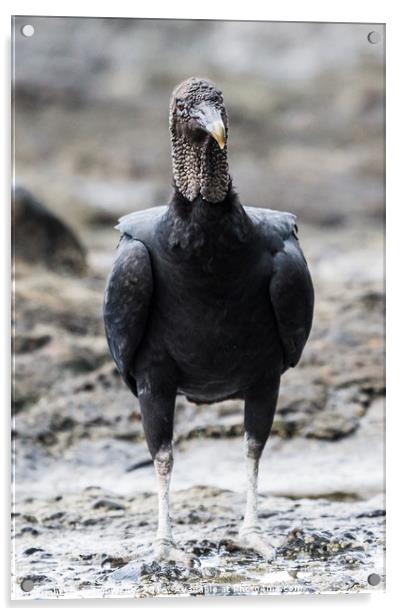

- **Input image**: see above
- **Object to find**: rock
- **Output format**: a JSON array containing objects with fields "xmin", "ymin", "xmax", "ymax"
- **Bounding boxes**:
[
  {"xmin": 19, "ymin": 526, "xmax": 40, "ymax": 537},
  {"xmin": 101, "ymin": 556, "xmax": 129, "ymax": 569},
  {"xmin": 279, "ymin": 527, "xmax": 365, "ymax": 560},
  {"xmin": 13, "ymin": 186, "xmax": 87, "ymax": 275},
  {"xmin": 305, "ymin": 413, "xmax": 360, "ymax": 441},
  {"xmin": 92, "ymin": 498, "xmax": 126, "ymax": 511},
  {"xmin": 304, "ymin": 386, "xmax": 368, "ymax": 440},
  {"xmin": 356, "ymin": 509, "xmax": 385, "ymax": 519},
  {"xmin": 43, "ymin": 511, "xmax": 65, "ymax": 521},
  {"xmin": 14, "ymin": 333, "xmax": 52, "ymax": 354},
  {"xmin": 24, "ymin": 547, "xmax": 44, "ymax": 556}
]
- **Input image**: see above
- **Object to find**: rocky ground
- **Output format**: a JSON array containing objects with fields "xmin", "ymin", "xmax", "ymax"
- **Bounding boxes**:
[{"xmin": 11, "ymin": 18, "xmax": 385, "ymax": 599}]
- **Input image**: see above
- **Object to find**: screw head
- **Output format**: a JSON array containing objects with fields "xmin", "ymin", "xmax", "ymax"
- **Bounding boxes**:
[
  {"xmin": 367, "ymin": 31, "xmax": 380, "ymax": 44},
  {"xmin": 21, "ymin": 24, "xmax": 35, "ymax": 38},
  {"xmin": 368, "ymin": 573, "xmax": 381, "ymax": 586},
  {"xmin": 20, "ymin": 578, "xmax": 34, "ymax": 592}
]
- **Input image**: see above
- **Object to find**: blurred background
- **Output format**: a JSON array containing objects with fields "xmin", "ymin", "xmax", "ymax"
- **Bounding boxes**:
[{"xmin": 12, "ymin": 17, "xmax": 385, "ymax": 598}]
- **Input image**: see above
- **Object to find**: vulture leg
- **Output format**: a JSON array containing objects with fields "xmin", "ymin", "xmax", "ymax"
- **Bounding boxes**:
[
  {"xmin": 239, "ymin": 374, "xmax": 280, "ymax": 561},
  {"xmin": 138, "ymin": 377, "xmax": 193, "ymax": 567}
]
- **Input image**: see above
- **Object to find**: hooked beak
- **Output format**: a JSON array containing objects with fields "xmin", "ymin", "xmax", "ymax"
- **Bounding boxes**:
[
  {"xmin": 194, "ymin": 103, "xmax": 226, "ymax": 150},
  {"xmin": 206, "ymin": 119, "xmax": 226, "ymax": 150}
]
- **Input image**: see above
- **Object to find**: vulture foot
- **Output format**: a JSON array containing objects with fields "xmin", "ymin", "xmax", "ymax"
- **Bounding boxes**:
[
  {"xmin": 238, "ymin": 529, "xmax": 276, "ymax": 562},
  {"xmin": 154, "ymin": 538, "xmax": 197, "ymax": 568}
]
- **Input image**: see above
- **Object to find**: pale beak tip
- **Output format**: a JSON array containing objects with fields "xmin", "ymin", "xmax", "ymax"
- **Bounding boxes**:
[{"xmin": 206, "ymin": 120, "xmax": 226, "ymax": 150}]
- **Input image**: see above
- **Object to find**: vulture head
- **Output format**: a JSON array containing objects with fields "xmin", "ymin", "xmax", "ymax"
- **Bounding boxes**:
[
  {"xmin": 169, "ymin": 77, "xmax": 230, "ymax": 203},
  {"xmin": 170, "ymin": 77, "xmax": 227, "ymax": 150}
]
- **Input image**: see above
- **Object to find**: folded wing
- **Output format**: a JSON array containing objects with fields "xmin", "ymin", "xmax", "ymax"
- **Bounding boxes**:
[
  {"xmin": 103, "ymin": 235, "xmax": 153, "ymax": 393},
  {"xmin": 269, "ymin": 231, "xmax": 314, "ymax": 369}
]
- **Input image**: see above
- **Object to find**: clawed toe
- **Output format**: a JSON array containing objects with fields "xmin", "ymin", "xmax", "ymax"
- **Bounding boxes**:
[
  {"xmin": 154, "ymin": 538, "xmax": 196, "ymax": 567},
  {"xmin": 238, "ymin": 529, "xmax": 276, "ymax": 562}
]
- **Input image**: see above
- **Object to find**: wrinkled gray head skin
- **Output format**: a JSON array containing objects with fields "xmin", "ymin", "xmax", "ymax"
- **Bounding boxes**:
[{"xmin": 169, "ymin": 77, "xmax": 230, "ymax": 203}]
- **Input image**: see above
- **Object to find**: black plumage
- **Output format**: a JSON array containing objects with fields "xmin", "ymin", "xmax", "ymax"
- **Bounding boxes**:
[{"xmin": 103, "ymin": 77, "xmax": 314, "ymax": 563}]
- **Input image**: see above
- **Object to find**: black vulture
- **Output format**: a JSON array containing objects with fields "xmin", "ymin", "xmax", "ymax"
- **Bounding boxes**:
[{"xmin": 104, "ymin": 77, "xmax": 314, "ymax": 564}]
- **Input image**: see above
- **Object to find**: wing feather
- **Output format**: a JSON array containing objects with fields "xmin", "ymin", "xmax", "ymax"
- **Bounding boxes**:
[
  {"xmin": 269, "ymin": 232, "xmax": 314, "ymax": 369},
  {"xmin": 103, "ymin": 235, "xmax": 153, "ymax": 390}
]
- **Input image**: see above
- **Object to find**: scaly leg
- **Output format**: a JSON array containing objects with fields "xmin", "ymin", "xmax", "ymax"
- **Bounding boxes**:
[
  {"xmin": 238, "ymin": 374, "xmax": 281, "ymax": 561},
  {"xmin": 138, "ymin": 375, "xmax": 193, "ymax": 566},
  {"xmin": 153, "ymin": 444, "xmax": 193, "ymax": 565}
]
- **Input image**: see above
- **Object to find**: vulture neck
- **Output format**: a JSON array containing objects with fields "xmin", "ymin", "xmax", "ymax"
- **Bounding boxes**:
[
  {"xmin": 166, "ymin": 183, "xmax": 251, "ymax": 262},
  {"xmin": 171, "ymin": 134, "xmax": 230, "ymax": 204}
]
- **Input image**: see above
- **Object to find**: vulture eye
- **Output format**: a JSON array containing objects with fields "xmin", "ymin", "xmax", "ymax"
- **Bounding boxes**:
[{"xmin": 176, "ymin": 101, "xmax": 185, "ymax": 112}]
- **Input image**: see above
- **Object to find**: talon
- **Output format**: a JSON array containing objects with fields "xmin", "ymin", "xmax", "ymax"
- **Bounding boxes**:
[
  {"xmin": 238, "ymin": 530, "xmax": 276, "ymax": 562},
  {"xmin": 154, "ymin": 539, "xmax": 196, "ymax": 567}
]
